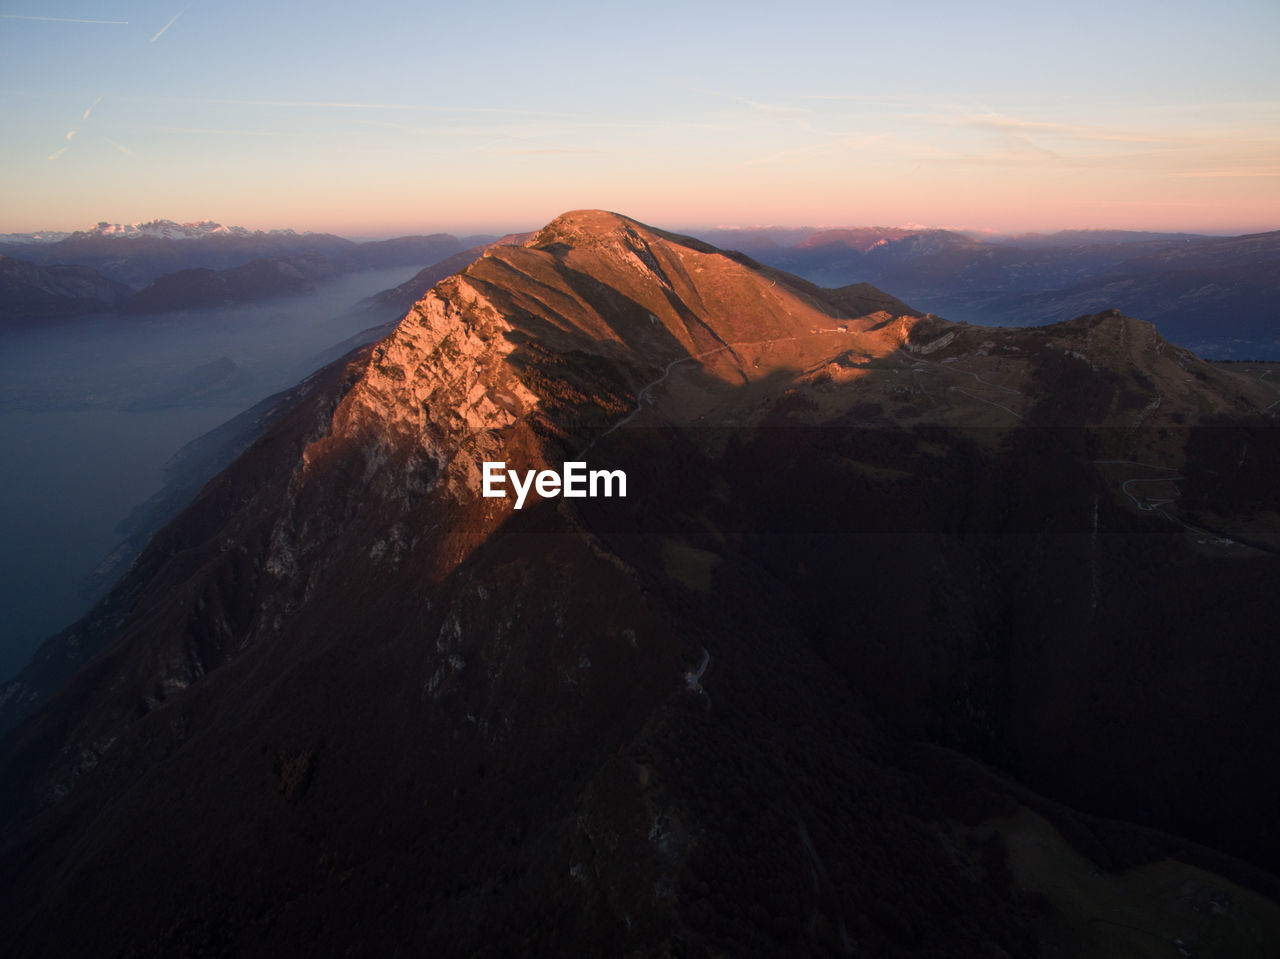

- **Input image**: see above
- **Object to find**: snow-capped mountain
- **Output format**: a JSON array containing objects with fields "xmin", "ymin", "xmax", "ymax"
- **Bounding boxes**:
[
  {"xmin": 1, "ymin": 222, "xmax": 360, "ymax": 286},
  {"xmin": 0, "ymin": 232, "xmax": 72, "ymax": 245},
  {"xmin": 75, "ymin": 219, "xmax": 303, "ymax": 241}
]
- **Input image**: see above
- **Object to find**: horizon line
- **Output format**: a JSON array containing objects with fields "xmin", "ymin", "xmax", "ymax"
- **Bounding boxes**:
[{"xmin": 3, "ymin": 216, "xmax": 1275, "ymax": 242}]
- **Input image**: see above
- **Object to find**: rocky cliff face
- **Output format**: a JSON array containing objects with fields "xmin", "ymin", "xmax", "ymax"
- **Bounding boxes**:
[{"xmin": 2, "ymin": 211, "xmax": 1279, "ymax": 957}]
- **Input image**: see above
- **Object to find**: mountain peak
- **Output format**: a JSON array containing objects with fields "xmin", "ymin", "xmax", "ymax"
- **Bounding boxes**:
[
  {"xmin": 70, "ymin": 220, "xmax": 316, "ymax": 241},
  {"xmin": 326, "ymin": 211, "xmax": 920, "ymax": 507},
  {"xmin": 80, "ymin": 219, "xmax": 242, "ymax": 240},
  {"xmin": 527, "ymin": 209, "xmax": 662, "ymax": 250}
]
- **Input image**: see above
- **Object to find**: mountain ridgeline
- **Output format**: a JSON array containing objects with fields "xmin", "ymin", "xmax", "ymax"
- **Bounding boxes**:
[
  {"xmin": 2, "ymin": 211, "xmax": 1279, "ymax": 957},
  {"xmin": 0, "ymin": 225, "xmax": 488, "ymax": 323},
  {"xmin": 696, "ymin": 225, "xmax": 1280, "ymax": 359}
]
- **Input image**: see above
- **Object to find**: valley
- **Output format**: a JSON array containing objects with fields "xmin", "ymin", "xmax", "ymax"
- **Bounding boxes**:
[{"xmin": 0, "ymin": 266, "xmax": 421, "ymax": 678}]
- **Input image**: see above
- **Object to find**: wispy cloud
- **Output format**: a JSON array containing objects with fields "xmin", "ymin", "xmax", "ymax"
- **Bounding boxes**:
[
  {"xmin": 745, "ymin": 132, "xmax": 891, "ymax": 167},
  {"xmin": 64, "ymin": 129, "xmax": 76, "ymax": 141},
  {"xmin": 339, "ymin": 117, "xmax": 595, "ymax": 139},
  {"xmin": 104, "ymin": 137, "xmax": 136, "ymax": 157},
  {"xmin": 0, "ymin": 13, "xmax": 128, "ymax": 25},
  {"xmin": 801, "ymin": 93, "xmax": 936, "ymax": 103},
  {"xmin": 738, "ymin": 98, "xmax": 811, "ymax": 121},
  {"xmin": 795, "ymin": 99, "xmax": 1260, "ymax": 153},
  {"xmin": 123, "ymin": 95, "xmax": 624, "ymax": 122},
  {"xmin": 690, "ymin": 86, "xmax": 813, "ymax": 125},
  {"xmin": 1175, "ymin": 167, "xmax": 1280, "ymax": 178},
  {"xmin": 493, "ymin": 147, "xmax": 612, "ymax": 156},
  {"xmin": 952, "ymin": 113, "xmax": 1186, "ymax": 146},
  {"xmin": 82, "ymin": 95, "xmax": 103, "ymax": 121},
  {"xmin": 140, "ymin": 124, "xmax": 329, "ymax": 137},
  {"xmin": 150, "ymin": 5, "xmax": 189, "ymax": 43},
  {"xmin": 46, "ymin": 147, "xmax": 67, "ymax": 161}
]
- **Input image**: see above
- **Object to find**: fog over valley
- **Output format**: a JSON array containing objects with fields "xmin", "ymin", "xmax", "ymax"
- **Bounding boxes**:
[{"xmin": 0, "ymin": 267, "xmax": 416, "ymax": 677}]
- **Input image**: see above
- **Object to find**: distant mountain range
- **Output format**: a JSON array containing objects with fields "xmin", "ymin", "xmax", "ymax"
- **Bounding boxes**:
[
  {"xmin": 2, "ymin": 212, "xmax": 1277, "ymax": 957},
  {"xmin": 120, "ymin": 253, "xmax": 343, "ymax": 314},
  {"xmin": 0, "ymin": 222, "xmax": 496, "ymax": 322},
  {"xmin": 1, "ymin": 218, "xmax": 313, "ymax": 244},
  {"xmin": 0, "ymin": 256, "xmax": 134, "ymax": 319},
  {"xmin": 5, "ymin": 220, "xmax": 1276, "ymax": 357},
  {"xmin": 690, "ymin": 226, "xmax": 1280, "ymax": 359},
  {"xmin": 0, "ymin": 219, "xmax": 357, "ymax": 287}
]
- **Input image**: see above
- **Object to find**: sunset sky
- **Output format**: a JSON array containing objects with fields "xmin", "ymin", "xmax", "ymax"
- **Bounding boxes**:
[{"xmin": 2, "ymin": 0, "xmax": 1277, "ymax": 236}]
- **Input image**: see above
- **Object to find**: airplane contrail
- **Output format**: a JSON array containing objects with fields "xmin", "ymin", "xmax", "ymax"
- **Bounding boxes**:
[
  {"xmin": 1, "ymin": 14, "xmax": 128, "ymax": 24},
  {"xmin": 83, "ymin": 95, "xmax": 103, "ymax": 121},
  {"xmin": 105, "ymin": 138, "xmax": 137, "ymax": 157},
  {"xmin": 150, "ymin": 6, "xmax": 188, "ymax": 43}
]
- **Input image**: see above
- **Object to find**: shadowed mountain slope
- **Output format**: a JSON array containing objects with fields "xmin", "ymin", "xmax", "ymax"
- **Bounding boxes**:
[{"xmin": 0, "ymin": 254, "xmax": 132, "ymax": 323}]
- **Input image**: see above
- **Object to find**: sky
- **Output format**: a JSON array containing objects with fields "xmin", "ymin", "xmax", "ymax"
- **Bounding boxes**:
[{"xmin": 1, "ymin": 0, "xmax": 1278, "ymax": 237}]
